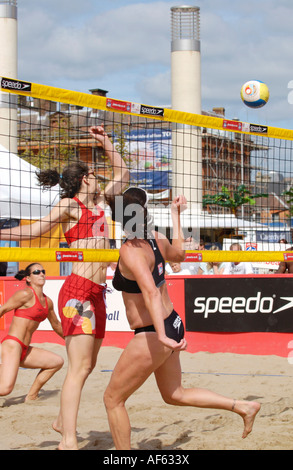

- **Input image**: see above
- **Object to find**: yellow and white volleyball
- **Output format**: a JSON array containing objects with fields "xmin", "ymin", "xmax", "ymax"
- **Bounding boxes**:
[{"xmin": 240, "ymin": 80, "xmax": 269, "ymax": 108}]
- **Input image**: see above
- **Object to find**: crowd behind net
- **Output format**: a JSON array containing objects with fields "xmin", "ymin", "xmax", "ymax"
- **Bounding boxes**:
[{"xmin": 1, "ymin": 78, "xmax": 293, "ymax": 275}]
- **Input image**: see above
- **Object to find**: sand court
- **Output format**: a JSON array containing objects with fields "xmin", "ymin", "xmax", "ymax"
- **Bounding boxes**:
[{"xmin": 0, "ymin": 343, "xmax": 292, "ymax": 450}]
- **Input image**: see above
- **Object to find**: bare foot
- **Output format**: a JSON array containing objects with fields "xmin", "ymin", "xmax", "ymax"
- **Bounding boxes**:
[
  {"xmin": 233, "ymin": 400, "xmax": 261, "ymax": 438},
  {"xmin": 52, "ymin": 419, "xmax": 62, "ymax": 435},
  {"xmin": 52, "ymin": 421, "xmax": 79, "ymax": 450},
  {"xmin": 25, "ymin": 394, "xmax": 39, "ymax": 402},
  {"xmin": 57, "ymin": 439, "xmax": 79, "ymax": 450}
]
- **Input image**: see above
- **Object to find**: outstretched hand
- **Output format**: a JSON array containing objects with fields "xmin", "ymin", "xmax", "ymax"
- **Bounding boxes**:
[
  {"xmin": 171, "ymin": 195, "xmax": 187, "ymax": 214},
  {"xmin": 89, "ymin": 125, "xmax": 108, "ymax": 144}
]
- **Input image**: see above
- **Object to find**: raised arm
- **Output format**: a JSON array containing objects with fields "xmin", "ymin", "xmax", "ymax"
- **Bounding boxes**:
[
  {"xmin": 159, "ymin": 195, "xmax": 187, "ymax": 263},
  {"xmin": 89, "ymin": 125, "xmax": 129, "ymax": 196}
]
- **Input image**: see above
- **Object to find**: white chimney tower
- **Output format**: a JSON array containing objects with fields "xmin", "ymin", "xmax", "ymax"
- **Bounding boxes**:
[
  {"xmin": 171, "ymin": 6, "xmax": 202, "ymax": 214},
  {"xmin": 0, "ymin": 0, "xmax": 18, "ymax": 153}
]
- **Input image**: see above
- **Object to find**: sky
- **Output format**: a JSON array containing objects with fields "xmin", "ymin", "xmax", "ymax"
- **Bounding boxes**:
[{"xmin": 16, "ymin": 0, "xmax": 293, "ymax": 130}]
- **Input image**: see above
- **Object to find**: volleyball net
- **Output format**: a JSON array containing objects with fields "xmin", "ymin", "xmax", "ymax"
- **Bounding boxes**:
[{"xmin": 1, "ymin": 76, "xmax": 293, "ymax": 273}]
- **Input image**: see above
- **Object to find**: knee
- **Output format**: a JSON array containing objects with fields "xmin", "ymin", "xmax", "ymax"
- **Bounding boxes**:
[
  {"xmin": 54, "ymin": 356, "xmax": 64, "ymax": 371},
  {"xmin": 161, "ymin": 394, "xmax": 174, "ymax": 406},
  {"xmin": 79, "ymin": 364, "xmax": 93, "ymax": 380},
  {"xmin": 0, "ymin": 383, "xmax": 14, "ymax": 397},
  {"xmin": 86, "ymin": 359, "xmax": 98, "ymax": 377},
  {"xmin": 68, "ymin": 361, "xmax": 92, "ymax": 383},
  {"xmin": 80, "ymin": 355, "xmax": 98, "ymax": 377},
  {"xmin": 103, "ymin": 387, "xmax": 113, "ymax": 411},
  {"xmin": 103, "ymin": 387, "xmax": 123, "ymax": 412},
  {"xmin": 160, "ymin": 387, "xmax": 184, "ymax": 406},
  {"xmin": 89, "ymin": 359, "xmax": 97, "ymax": 375}
]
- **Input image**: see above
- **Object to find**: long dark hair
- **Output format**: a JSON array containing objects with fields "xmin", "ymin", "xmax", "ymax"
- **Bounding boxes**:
[
  {"xmin": 107, "ymin": 187, "xmax": 153, "ymax": 239},
  {"xmin": 15, "ymin": 263, "xmax": 41, "ymax": 285},
  {"xmin": 36, "ymin": 162, "xmax": 89, "ymax": 199}
]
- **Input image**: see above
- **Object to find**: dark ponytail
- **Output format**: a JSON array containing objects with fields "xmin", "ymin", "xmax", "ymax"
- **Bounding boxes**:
[
  {"xmin": 36, "ymin": 162, "xmax": 89, "ymax": 199},
  {"xmin": 14, "ymin": 269, "xmax": 28, "ymax": 281},
  {"xmin": 14, "ymin": 263, "xmax": 39, "ymax": 284},
  {"xmin": 36, "ymin": 168, "xmax": 60, "ymax": 188}
]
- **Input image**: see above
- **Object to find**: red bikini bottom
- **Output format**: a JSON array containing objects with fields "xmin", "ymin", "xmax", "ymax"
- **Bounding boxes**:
[{"xmin": 1, "ymin": 335, "xmax": 29, "ymax": 361}]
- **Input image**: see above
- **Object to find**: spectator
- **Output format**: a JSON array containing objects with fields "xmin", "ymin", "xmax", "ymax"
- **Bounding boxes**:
[
  {"xmin": 222, "ymin": 243, "xmax": 254, "ymax": 275},
  {"xmin": 167, "ymin": 261, "xmax": 192, "ymax": 275},
  {"xmin": 198, "ymin": 245, "xmax": 225, "ymax": 275},
  {"xmin": 275, "ymin": 247, "xmax": 293, "ymax": 273},
  {"xmin": 198, "ymin": 239, "xmax": 205, "ymax": 250}
]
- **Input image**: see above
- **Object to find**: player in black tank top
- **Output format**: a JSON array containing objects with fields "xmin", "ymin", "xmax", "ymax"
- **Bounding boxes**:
[
  {"xmin": 113, "ymin": 236, "xmax": 184, "ymax": 342},
  {"xmin": 104, "ymin": 188, "xmax": 260, "ymax": 449},
  {"xmin": 113, "ymin": 238, "xmax": 165, "ymax": 294}
]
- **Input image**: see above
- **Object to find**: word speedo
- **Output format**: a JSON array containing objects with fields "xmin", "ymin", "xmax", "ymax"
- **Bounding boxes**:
[{"xmin": 193, "ymin": 292, "xmax": 293, "ymax": 318}]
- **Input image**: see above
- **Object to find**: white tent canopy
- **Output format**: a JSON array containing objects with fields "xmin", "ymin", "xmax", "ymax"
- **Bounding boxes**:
[{"xmin": 0, "ymin": 144, "xmax": 60, "ymax": 220}]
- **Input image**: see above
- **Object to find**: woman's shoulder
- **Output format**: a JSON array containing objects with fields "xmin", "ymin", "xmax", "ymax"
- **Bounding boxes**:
[
  {"xmin": 120, "ymin": 238, "xmax": 153, "ymax": 260},
  {"xmin": 15, "ymin": 286, "xmax": 34, "ymax": 303},
  {"xmin": 119, "ymin": 240, "xmax": 151, "ymax": 275},
  {"xmin": 57, "ymin": 197, "xmax": 78, "ymax": 208},
  {"xmin": 54, "ymin": 197, "xmax": 81, "ymax": 219}
]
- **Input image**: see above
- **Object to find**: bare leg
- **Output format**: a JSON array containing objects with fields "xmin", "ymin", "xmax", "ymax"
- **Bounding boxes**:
[
  {"xmin": 0, "ymin": 341, "xmax": 64, "ymax": 404},
  {"xmin": 155, "ymin": 351, "xmax": 260, "ymax": 439},
  {"xmin": 53, "ymin": 335, "xmax": 102, "ymax": 450},
  {"xmin": 0, "ymin": 340, "xmax": 22, "ymax": 396},
  {"xmin": 104, "ymin": 333, "xmax": 172, "ymax": 450},
  {"xmin": 20, "ymin": 346, "xmax": 64, "ymax": 401},
  {"xmin": 21, "ymin": 346, "xmax": 64, "ymax": 401},
  {"xmin": 104, "ymin": 333, "xmax": 260, "ymax": 449}
]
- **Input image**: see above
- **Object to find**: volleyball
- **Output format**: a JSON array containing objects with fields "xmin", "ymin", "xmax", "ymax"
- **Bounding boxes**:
[{"xmin": 240, "ymin": 80, "xmax": 269, "ymax": 108}]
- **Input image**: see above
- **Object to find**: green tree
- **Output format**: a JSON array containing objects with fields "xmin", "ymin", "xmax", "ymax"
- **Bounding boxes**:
[
  {"xmin": 283, "ymin": 187, "xmax": 293, "ymax": 216},
  {"xmin": 203, "ymin": 184, "xmax": 268, "ymax": 216},
  {"xmin": 19, "ymin": 118, "xmax": 76, "ymax": 171}
]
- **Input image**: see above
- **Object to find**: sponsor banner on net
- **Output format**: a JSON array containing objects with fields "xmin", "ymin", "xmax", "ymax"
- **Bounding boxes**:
[
  {"xmin": 139, "ymin": 104, "xmax": 164, "ymax": 117},
  {"xmin": 1, "ymin": 77, "xmax": 32, "ymax": 92}
]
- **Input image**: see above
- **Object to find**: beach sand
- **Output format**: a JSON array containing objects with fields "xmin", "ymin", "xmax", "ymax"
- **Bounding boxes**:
[{"xmin": 0, "ymin": 343, "xmax": 293, "ymax": 451}]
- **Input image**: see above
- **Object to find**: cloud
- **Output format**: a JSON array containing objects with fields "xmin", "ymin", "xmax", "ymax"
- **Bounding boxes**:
[
  {"xmin": 137, "ymin": 70, "xmax": 171, "ymax": 106},
  {"xmin": 16, "ymin": 0, "xmax": 293, "ymax": 127},
  {"xmin": 197, "ymin": 0, "xmax": 293, "ymax": 124},
  {"xmin": 18, "ymin": 2, "xmax": 172, "ymax": 83}
]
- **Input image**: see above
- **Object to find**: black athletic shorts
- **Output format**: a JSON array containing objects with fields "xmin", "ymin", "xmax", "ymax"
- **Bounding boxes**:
[{"xmin": 134, "ymin": 309, "xmax": 184, "ymax": 343}]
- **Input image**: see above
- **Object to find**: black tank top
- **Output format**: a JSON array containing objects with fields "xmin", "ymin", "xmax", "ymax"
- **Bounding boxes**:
[{"xmin": 112, "ymin": 238, "xmax": 165, "ymax": 294}]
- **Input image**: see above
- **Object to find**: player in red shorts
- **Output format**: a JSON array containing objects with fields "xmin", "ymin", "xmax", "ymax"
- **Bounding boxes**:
[{"xmin": 0, "ymin": 125, "xmax": 129, "ymax": 450}]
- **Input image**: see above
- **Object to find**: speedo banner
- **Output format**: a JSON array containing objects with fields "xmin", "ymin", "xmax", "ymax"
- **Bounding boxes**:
[{"xmin": 185, "ymin": 277, "xmax": 293, "ymax": 332}]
